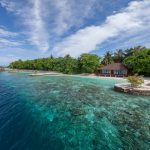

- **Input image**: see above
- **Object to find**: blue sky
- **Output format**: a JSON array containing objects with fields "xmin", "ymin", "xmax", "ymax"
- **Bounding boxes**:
[{"xmin": 0, "ymin": 0, "xmax": 150, "ymax": 66}]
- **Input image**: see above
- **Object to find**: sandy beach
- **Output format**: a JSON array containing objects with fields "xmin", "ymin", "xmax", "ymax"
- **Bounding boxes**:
[{"xmin": 5, "ymin": 68, "xmax": 150, "ymax": 83}]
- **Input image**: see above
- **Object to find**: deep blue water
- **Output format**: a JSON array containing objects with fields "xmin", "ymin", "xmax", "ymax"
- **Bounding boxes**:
[{"xmin": 0, "ymin": 72, "xmax": 150, "ymax": 150}]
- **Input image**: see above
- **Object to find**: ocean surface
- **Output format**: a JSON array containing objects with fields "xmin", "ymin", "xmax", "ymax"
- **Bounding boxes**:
[{"xmin": 0, "ymin": 72, "xmax": 150, "ymax": 150}]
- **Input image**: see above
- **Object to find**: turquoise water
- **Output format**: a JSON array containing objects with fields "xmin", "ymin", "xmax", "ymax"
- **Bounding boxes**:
[{"xmin": 0, "ymin": 72, "xmax": 150, "ymax": 150}]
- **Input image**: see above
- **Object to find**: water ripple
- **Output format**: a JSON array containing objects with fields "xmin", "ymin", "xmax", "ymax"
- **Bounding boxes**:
[{"xmin": 0, "ymin": 72, "xmax": 150, "ymax": 150}]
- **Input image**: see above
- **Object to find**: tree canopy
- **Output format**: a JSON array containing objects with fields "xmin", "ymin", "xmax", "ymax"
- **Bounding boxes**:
[
  {"xmin": 9, "ymin": 54, "xmax": 100, "ymax": 74},
  {"xmin": 113, "ymin": 49, "xmax": 125, "ymax": 63},
  {"xmin": 9, "ymin": 46, "xmax": 150, "ymax": 76},
  {"xmin": 123, "ymin": 48, "xmax": 150, "ymax": 75},
  {"xmin": 101, "ymin": 51, "xmax": 114, "ymax": 65},
  {"xmin": 78, "ymin": 54, "xmax": 100, "ymax": 73}
]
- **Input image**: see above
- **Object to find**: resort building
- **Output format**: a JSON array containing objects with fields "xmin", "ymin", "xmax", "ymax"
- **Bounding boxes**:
[{"xmin": 97, "ymin": 63, "xmax": 128, "ymax": 77}]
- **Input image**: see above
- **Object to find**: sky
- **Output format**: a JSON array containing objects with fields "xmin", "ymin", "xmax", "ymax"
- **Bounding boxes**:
[{"xmin": 0, "ymin": 0, "xmax": 150, "ymax": 66}]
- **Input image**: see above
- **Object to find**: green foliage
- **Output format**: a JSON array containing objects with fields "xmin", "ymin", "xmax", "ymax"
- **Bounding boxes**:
[
  {"xmin": 113, "ymin": 49, "xmax": 125, "ymax": 63},
  {"xmin": 78, "ymin": 54, "xmax": 100, "ymax": 73},
  {"xmin": 0, "ymin": 66, "xmax": 5, "ymax": 71},
  {"xmin": 52, "ymin": 55, "xmax": 78, "ymax": 74},
  {"xmin": 124, "ymin": 46, "xmax": 146, "ymax": 57},
  {"xmin": 127, "ymin": 75, "xmax": 144, "ymax": 87},
  {"xmin": 123, "ymin": 48, "xmax": 150, "ymax": 76},
  {"xmin": 101, "ymin": 51, "xmax": 114, "ymax": 65},
  {"xmin": 9, "ymin": 46, "xmax": 150, "ymax": 76},
  {"xmin": 9, "ymin": 54, "xmax": 99, "ymax": 74},
  {"xmin": 63, "ymin": 55, "xmax": 78, "ymax": 74}
]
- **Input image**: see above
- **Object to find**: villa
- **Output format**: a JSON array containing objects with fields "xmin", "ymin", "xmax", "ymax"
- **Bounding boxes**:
[{"xmin": 97, "ymin": 63, "xmax": 128, "ymax": 77}]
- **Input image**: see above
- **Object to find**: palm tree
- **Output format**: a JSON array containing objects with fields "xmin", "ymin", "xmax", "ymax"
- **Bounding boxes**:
[
  {"xmin": 102, "ymin": 51, "xmax": 113, "ymax": 65},
  {"xmin": 125, "ymin": 46, "xmax": 146, "ymax": 57},
  {"xmin": 113, "ymin": 49, "xmax": 125, "ymax": 63},
  {"xmin": 50, "ymin": 54, "xmax": 54, "ymax": 59}
]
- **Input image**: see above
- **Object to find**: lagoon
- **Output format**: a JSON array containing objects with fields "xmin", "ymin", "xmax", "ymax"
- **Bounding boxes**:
[{"xmin": 0, "ymin": 72, "xmax": 149, "ymax": 150}]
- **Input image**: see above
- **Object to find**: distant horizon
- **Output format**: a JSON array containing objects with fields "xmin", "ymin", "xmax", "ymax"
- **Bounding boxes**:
[
  {"xmin": 0, "ymin": 0, "xmax": 150, "ymax": 66},
  {"xmin": 0, "ymin": 45, "xmax": 150, "ymax": 67}
]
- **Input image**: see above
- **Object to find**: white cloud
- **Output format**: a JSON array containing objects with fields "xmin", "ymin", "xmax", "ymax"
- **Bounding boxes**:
[
  {"xmin": 0, "ymin": 0, "xmax": 150, "ymax": 57},
  {"xmin": 25, "ymin": 0, "xmax": 49, "ymax": 52},
  {"xmin": 0, "ymin": 27, "xmax": 23, "ymax": 48},
  {"xmin": 52, "ymin": 0, "xmax": 150, "ymax": 57},
  {"xmin": 49, "ymin": 0, "xmax": 97, "ymax": 35},
  {"xmin": 0, "ymin": 0, "xmax": 49, "ymax": 52},
  {"xmin": 0, "ymin": 38, "xmax": 22, "ymax": 47},
  {"xmin": 0, "ymin": 27, "xmax": 18, "ymax": 37},
  {"xmin": 0, "ymin": 55, "xmax": 19, "ymax": 66},
  {"xmin": 0, "ymin": 47, "xmax": 44, "ymax": 66},
  {"xmin": 0, "ymin": 0, "xmax": 98, "ymax": 52}
]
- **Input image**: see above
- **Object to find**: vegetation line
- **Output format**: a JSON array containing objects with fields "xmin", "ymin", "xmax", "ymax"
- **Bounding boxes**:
[{"xmin": 9, "ymin": 46, "xmax": 150, "ymax": 76}]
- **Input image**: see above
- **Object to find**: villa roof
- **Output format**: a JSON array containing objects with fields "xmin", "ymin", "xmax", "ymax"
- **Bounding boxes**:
[{"xmin": 98, "ymin": 63, "xmax": 128, "ymax": 70}]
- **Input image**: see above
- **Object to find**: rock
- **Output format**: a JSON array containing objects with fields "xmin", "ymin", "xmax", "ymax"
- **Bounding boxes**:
[
  {"xmin": 70, "ymin": 108, "xmax": 86, "ymax": 116},
  {"xmin": 114, "ymin": 83, "xmax": 150, "ymax": 96}
]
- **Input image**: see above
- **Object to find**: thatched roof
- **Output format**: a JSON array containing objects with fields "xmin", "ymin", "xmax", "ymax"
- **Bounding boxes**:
[{"xmin": 98, "ymin": 63, "xmax": 128, "ymax": 70}]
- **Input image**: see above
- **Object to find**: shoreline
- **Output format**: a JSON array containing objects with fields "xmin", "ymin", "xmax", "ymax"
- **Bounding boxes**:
[
  {"xmin": 66, "ymin": 74, "xmax": 126, "ymax": 81},
  {"xmin": 3, "ymin": 68, "xmax": 150, "ymax": 82},
  {"xmin": 114, "ymin": 83, "xmax": 150, "ymax": 96},
  {"xmin": 3, "ymin": 69, "xmax": 150, "ymax": 96},
  {"xmin": 4, "ymin": 68, "xmax": 126, "ymax": 80}
]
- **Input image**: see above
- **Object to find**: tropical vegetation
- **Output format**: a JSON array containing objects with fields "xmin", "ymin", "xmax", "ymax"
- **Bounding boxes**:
[
  {"xmin": 9, "ymin": 54, "xmax": 100, "ymax": 74},
  {"xmin": 127, "ymin": 75, "xmax": 144, "ymax": 87},
  {"xmin": 9, "ymin": 46, "xmax": 150, "ymax": 76},
  {"xmin": 123, "ymin": 48, "xmax": 150, "ymax": 76},
  {"xmin": 0, "ymin": 66, "xmax": 5, "ymax": 71}
]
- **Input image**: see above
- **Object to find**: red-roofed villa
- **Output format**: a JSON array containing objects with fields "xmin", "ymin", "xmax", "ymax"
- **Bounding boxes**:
[{"xmin": 97, "ymin": 63, "xmax": 128, "ymax": 77}]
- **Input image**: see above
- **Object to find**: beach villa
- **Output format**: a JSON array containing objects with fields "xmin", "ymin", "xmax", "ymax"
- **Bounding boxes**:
[{"xmin": 97, "ymin": 63, "xmax": 128, "ymax": 77}]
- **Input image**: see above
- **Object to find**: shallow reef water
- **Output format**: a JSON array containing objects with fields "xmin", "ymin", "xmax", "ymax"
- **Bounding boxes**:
[{"xmin": 0, "ymin": 72, "xmax": 150, "ymax": 150}]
